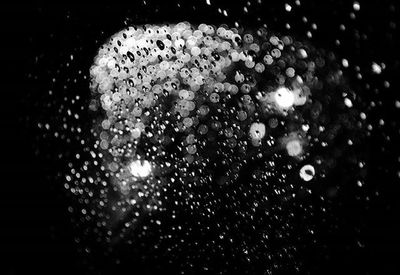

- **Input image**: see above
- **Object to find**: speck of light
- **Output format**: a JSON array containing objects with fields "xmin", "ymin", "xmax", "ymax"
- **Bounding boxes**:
[
  {"xmin": 371, "ymin": 62, "xmax": 382, "ymax": 74},
  {"xmin": 286, "ymin": 139, "xmax": 303, "ymax": 156},
  {"xmin": 353, "ymin": 2, "xmax": 360, "ymax": 11},
  {"xmin": 299, "ymin": 164, "xmax": 315, "ymax": 181},
  {"xmin": 129, "ymin": 160, "xmax": 152, "ymax": 178},
  {"xmin": 274, "ymin": 87, "xmax": 295, "ymax": 109}
]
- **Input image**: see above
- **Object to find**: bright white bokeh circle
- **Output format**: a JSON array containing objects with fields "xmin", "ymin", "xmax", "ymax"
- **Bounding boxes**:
[
  {"xmin": 129, "ymin": 160, "xmax": 152, "ymax": 178},
  {"xmin": 274, "ymin": 87, "xmax": 295, "ymax": 109}
]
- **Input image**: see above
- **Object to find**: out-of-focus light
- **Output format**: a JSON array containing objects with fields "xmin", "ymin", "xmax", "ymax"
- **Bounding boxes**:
[
  {"xmin": 371, "ymin": 62, "xmax": 382, "ymax": 74},
  {"xmin": 129, "ymin": 160, "xmax": 152, "ymax": 178},
  {"xmin": 249, "ymin": 122, "xmax": 266, "ymax": 140},
  {"xmin": 299, "ymin": 164, "xmax": 315, "ymax": 181},
  {"xmin": 286, "ymin": 139, "xmax": 303, "ymax": 156},
  {"xmin": 344, "ymin": 98, "xmax": 353, "ymax": 108},
  {"xmin": 353, "ymin": 1, "xmax": 360, "ymax": 11},
  {"xmin": 274, "ymin": 87, "xmax": 295, "ymax": 109}
]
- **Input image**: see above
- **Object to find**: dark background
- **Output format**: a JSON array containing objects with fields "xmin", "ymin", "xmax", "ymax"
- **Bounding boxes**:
[{"xmin": 1, "ymin": 1, "xmax": 400, "ymax": 274}]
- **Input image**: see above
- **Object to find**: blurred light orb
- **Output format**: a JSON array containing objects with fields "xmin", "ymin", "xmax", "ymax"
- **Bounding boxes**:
[
  {"xmin": 299, "ymin": 164, "xmax": 315, "ymax": 181},
  {"xmin": 129, "ymin": 160, "xmax": 152, "ymax": 178},
  {"xmin": 249, "ymin": 122, "xmax": 266, "ymax": 140},
  {"xmin": 286, "ymin": 139, "xmax": 303, "ymax": 156},
  {"xmin": 274, "ymin": 87, "xmax": 295, "ymax": 109}
]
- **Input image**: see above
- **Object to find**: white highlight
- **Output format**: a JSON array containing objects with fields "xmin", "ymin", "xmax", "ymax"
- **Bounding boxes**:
[
  {"xmin": 353, "ymin": 2, "xmax": 360, "ymax": 11},
  {"xmin": 342, "ymin": 59, "xmax": 349, "ymax": 68},
  {"xmin": 249, "ymin": 122, "xmax": 266, "ymax": 140},
  {"xmin": 344, "ymin": 98, "xmax": 353, "ymax": 108},
  {"xmin": 286, "ymin": 139, "xmax": 303, "ymax": 156},
  {"xmin": 371, "ymin": 62, "xmax": 382, "ymax": 74},
  {"xmin": 274, "ymin": 87, "xmax": 295, "ymax": 109},
  {"xmin": 129, "ymin": 160, "xmax": 152, "ymax": 178},
  {"xmin": 299, "ymin": 164, "xmax": 315, "ymax": 181}
]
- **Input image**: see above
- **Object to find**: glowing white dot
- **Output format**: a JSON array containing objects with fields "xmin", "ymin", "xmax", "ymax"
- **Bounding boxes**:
[
  {"xmin": 344, "ymin": 98, "xmax": 353, "ymax": 108},
  {"xmin": 301, "ymin": 124, "xmax": 310, "ymax": 132},
  {"xmin": 353, "ymin": 2, "xmax": 360, "ymax": 11},
  {"xmin": 249, "ymin": 122, "xmax": 266, "ymax": 140},
  {"xmin": 274, "ymin": 87, "xmax": 295, "ymax": 109},
  {"xmin": 299, "ymin": 165, "xmax": 315, "ymax": 181},
  {"xmin": 286, "ymin": 139, "xmax": 302, "ymax": 156},
  {"xmin": 371, "ymin": 62, "xmax": 382, "ymax": 74},
  {"xmin": 298, "ymin": 48, "xmax": 308, "ymax": 59},
  {"xmin": 129, "ymin": 160, "xmax": 152, "ymax": 178},
  {"xmin": 285, "ymin": 3, "xmax": 292, "ymax": 12}
]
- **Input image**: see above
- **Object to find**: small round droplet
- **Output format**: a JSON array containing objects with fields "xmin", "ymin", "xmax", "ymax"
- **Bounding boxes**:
[{"xmin": 299, "ymin": 164, "xmax": 315, "ymax": 181}]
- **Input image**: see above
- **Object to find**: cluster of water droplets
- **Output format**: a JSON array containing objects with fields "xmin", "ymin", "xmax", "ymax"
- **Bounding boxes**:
[
  {"xmin": 30, "ymin": 0, "xmax": 400, "ymax": 273},
  {"xmin": 63, "ymin": 21, "xmax": 362, "ymax": 272}
]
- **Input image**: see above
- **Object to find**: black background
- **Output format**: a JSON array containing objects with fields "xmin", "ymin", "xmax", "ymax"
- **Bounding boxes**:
[{"xmin": 1, "ymin": 1, "xmax": 400, "ymax": 274}]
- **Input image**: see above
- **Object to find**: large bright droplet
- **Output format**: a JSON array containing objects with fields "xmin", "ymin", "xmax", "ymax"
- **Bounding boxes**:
[
  {"xmin": 299, "ymin": 164, "xmax": 315, "ymax": 181},
  {"xmin": 129, "ymin": 160, "xmax": 152, "ymax": 178},
  {"xmin": 249, "ymin": 122, "xmax": 266, "ymax": 140},
  {"xmin": 286, "ymin": 139, "xmax": 303, "ymax": 156},
  {"xmin": 274, "ymin": 87, "xmax": 295, "ymax": 109}
]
